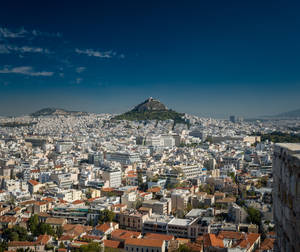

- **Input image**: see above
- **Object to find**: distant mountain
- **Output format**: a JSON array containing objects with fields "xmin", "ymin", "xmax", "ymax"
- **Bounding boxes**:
[
  {"xmin": 31, "ymin": 108, "xmax": 88, "ymax": 117},
  {"xmin": 270, "ymin": 109, "xmax": 300, "ymax": 118},
  {"xmin": 113, "ymin": 97, "xmax": 186, "ymax": 123}
]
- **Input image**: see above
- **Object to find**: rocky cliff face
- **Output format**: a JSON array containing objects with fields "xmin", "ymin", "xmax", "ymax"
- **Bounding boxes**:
[{"xmin": 132, "ymin": 97, "xmax": 168, "ymax": 112}]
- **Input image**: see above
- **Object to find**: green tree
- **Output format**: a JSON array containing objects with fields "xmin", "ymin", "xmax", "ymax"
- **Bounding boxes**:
[
  {"xmin": 228, "ymin": 172, "xmax": 236, "ymax": 183},
  {"xmin": 28, "ymin": 214, "xmax": 55, "ymax": 236},
  {"xmin": 28, "ymin": 214, "xmax": 39, "ymax": 235},
  {"xmin": 0, "ymin": 241, "xmax": 7, "ymax": 252},
  {"xmin": 56, "ymin": 226, "xmax": 64, "ymax": 238},
  {"xmin": 3, "ymin": 226, "xmax": 28, "ymax": 241},
  {"xmin": 80, "ymin": 242, "xmax": 102, "ymax": 252},
  {"xmin": 176, "ymin": 244, "xmax": 192, "ymax": 252},
  {"xmin": 98, "ymin": 209, "xmax": 115, "ymax": 224},
  {"xmin": 59, "ymin": 242, "xmax": 66, "ymax": 249},
  {"xmin": 86, "ymin": 188, "xmax": 92, "ymax": 199},
  {"xmin": 247, "ymin": 207, "xmax": 261, "ymax": 226}
]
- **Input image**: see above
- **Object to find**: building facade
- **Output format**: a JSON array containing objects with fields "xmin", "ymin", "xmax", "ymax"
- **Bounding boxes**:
[{"xmin": 273, "ymin": 143, "xmax": 300, "ymax": 252}]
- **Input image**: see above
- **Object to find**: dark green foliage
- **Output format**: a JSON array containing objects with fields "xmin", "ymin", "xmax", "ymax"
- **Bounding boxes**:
[
  {"xmin": 28, "ymin": 214, "xmax": 55, "ymax": 236},
  {"xmin": 113, "ymin": 110, "xmax": 186, "ymax": 124},
  {"xmin": 45, "ymin": 244, "xmax": 54, "ymax": 250},
  {"xmin": 0, "ymin": 242, "xmax": 7, "ymax": 252},
  {"xmin": 56, "ymin": 226, "xmax": 64, "ymax": 238},
  {"xmin": 104, "ymin": 248, "xmax": 120, "ymax": 252},
  {"xmin": 0, "ymin": 122, "xmax": 37, "ymax": 128},
  {"xmin": 98, "ymin": 209, "xmax": 115, "ymax": 224},
  {"xmin": 31, "ymin": 108, "xmax": 88, "ymax": 117},
  {"xmin": 228, "ymin": 172, "xmax": 236, "ymax": 183},
  {"xmin": 16, "ymin": 249, "xmax": 35, "ymax": 252},
  {"xmin": 3, "ymin": 226, "xmax": 28, "ymax": 241},
  {"xmin": 79, "ymin": 242, "xmax": 102, "ymax": 252},
  {"xmin": 247, "ymin": 207, "xmax": 261, "ymax": 226},
  {"xmin": 133, "ymin": 200, "xmax": 143, "ymax": 210},
  {"xmin": 86, "ymin": 188, "xmax": 92, "ymax": 199},
  {"xmin": 137, "ymin": 172, "xmax": 143, "ymax": 186},
  {"xmin": 176, "ymin": 244, "xmax": 193, "ymax": 252},
  {"xmin": 253, "ymin": 131, "xmax": 300, "ymax": 143},
  {"xmin": 59, "ymin": 242, "xmax": 66, "ymax": 248}
]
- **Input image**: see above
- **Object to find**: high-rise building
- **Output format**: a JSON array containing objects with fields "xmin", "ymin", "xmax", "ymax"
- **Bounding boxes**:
[
  {"xmin": 229, "ymin": 115, "xmax": 236, "ymax": 123},
  {"xmin": 273, "ymin": 143, "xmax": 300, "ymax": 252}
]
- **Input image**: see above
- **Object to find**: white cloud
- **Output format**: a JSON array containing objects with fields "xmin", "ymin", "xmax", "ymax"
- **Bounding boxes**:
[
  {"xmin": 0, "ymin": 44, "xmax": 51, "ymax": 54},
  {"xmin": 0, "ymin": 66, "xmax": 53, "ymax": 76},
  {"xmin": 0, "ymin": 44, "xmax": 10, "ymax": 54},
  {"xmin": 31, "ymin": 29, "xmax": 62, "ymax": 38},
  {"xmin": 0, "ymin": 27, "xmax": 62, "ymax": 40},
  {"xmin": 75, "ymin": 78, "xmax": 83, "ymax": 84},
  {"xmin": 75, "ymin": 48, "xmax": 115, "ymax": 58},
  {"xmin": 0, "ymin": 27, "xmax": 27, "ymax": 38},
  {"xmin": 76, "ymin": 67, "xmax": 86, "ymax": 73}
]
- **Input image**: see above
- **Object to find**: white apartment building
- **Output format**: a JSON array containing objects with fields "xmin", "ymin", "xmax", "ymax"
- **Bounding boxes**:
[
  {"xmin": 51, "ymin": 173, "xmax": 74, "ymax": 189},
  {"xmin": 105, "ymin": 152, "xmax": 140, "ymax": 165},
  {"xmin": 174, "ymin": 165, "xmax": 202, "ymax": 179},
  {"xmin": 55, "ymin": 141, "xmax": 73, "ymax": 153},
  {"xmin": 56, "ymin": 189, "xmax": 82, "ymax": 202},
  {"xmin": 171, "ymin": 189, "xmax": 190, "ymax": 211},
  {"xmin": 102, "ymin": 168, "xmax": 122, "ymax": 188}
]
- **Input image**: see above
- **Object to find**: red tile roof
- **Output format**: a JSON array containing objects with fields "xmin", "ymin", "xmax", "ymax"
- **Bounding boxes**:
[
  {"xmin": 218, "ymin": 231, "xmax": 245, "ymax": 240},
  {"xmin": 147, "ymin": 187, "xmax": 161, "ymax": 193},
  {"xmin": 72, "ymin": 200, "xmax": 84, "ymax": 205},
  {"xmin": 145, "ymin": 233, "xmax": 174, "ymax": 241},
  {"xmin": 125, "ymin": 238, "xmax": 164, "ymax": 248},
  {"xmin": 104, "ymin": 240, "xmax": 121, "ymax": 249},
  {"xmin": 28, "ymin": 179, "xmax": 39, "ymax": 186},
  {"xmin": 111, "ymin": 229, "xmax": 141, "ymax": 241},
  {"xmin": 36, "ymin": 234, "xmax": 51, "ymax": 245},
  {"xmin": 259, "ymin": 238, "xmax": 275, "ymax": 251},
  {"xmin": 237, "ymin": 233, "xmax": 260, "ymax": 249}
]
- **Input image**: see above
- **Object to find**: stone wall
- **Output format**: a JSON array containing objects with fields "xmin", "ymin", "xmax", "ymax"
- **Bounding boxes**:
[{"xmin": 273, "ymin": 143, "xmax": 300, "ymax": 252}]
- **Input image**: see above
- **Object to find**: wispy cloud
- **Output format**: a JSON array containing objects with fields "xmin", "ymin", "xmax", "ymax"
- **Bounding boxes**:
[
  {"xmin": 32, "ymin": 29, "xmax": 62, "ymax": 38},
  {"xmin": 0, "ymin": 27, "xmax": 62, "ymax": 40},
  {"xmin": 0, "ymin": 27, "xmax": 27, "ymax": 38},
  {"xmin": 75, "ymin": 48, "xmax": 116, "ymax": 58},
  {"xmin": 0, "ymin": 66, "xmax": 53, "ymax": 76},
  {"xmin": 76, "ymin": 67, "xmax": 86, "ymax": 73},
  {"xmin": 0, "ymin": 44, "xmax": 10, "ymax": 54},
  {"xmin": 0, "ymin": 44, "xmax": 51, "ymax": 54},
  {"xmin": 75, "ymin": 78, "xmax": 83, "ymax": 84}
]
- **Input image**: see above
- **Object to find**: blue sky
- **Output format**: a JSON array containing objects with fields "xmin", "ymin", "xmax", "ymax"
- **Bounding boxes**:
[{"xmin": 0, "ymin": 0, "xmax": 300, "ymax": 118}]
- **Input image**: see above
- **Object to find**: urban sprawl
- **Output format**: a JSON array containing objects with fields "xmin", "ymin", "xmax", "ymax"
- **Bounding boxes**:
[{"xmin": 0, "ymin": 108, "xmax": 299, "ymax": 252}]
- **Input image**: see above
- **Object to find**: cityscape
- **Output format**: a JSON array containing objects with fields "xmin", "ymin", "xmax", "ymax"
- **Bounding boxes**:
[{"xmin": 0, "ymin": 1, "xmax": 300, "ymax": 252}]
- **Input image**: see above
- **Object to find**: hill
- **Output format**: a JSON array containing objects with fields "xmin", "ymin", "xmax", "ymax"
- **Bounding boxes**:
[
  {"xmin": 113, "ymin": 97, "xmax": 186, "ymax": 123},
  {"xmin": 273, "ymin": 109, "xmax": 300, "ymax": 118},
  {"xmin": 31, "ymin": 108, "xmax": 88, "ymax": 117}
]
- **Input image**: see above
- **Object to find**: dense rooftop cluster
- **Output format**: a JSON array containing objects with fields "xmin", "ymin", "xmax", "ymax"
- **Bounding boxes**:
[{"xmin": 0, "ymin": 108, "xmax": 299, "ymax": 251}]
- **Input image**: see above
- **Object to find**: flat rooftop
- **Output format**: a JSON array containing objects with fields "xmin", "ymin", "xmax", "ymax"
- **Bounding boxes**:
[
  {"xmin": 168, "ymin": 218, "xmax": 191, "ymax": 226},
  {"xmin": 276, "ymin": 143, "xmax": 300, "ymax": 153},
  {"xmin": 186, "ymin": 208, "xmax": 206, "ymax": 218}
]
